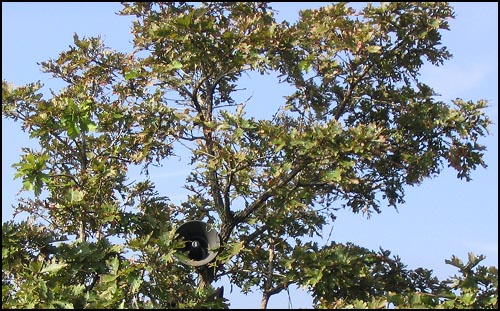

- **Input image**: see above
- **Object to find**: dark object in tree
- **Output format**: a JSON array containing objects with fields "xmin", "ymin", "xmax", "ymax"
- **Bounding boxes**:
[{"xmin": 174, "ymin": 220, "xmax": 221, "ymax": 266}]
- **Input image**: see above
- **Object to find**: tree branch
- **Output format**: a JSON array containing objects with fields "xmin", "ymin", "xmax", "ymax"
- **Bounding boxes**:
[
  {"xmin": 242, "ymin": 224, "xmax": 269, "ymax": 247},
  {"xmin": 49, "ymin": 174, "xmax": 82, "ymax": 188},
  {"xmin": 334, "ymin": 62, "xmax": 374, "ymax": 121},
  {"xmin": 234, "ymin": 164, "xmax": 304, "ymax": 223},
  {"xmin": 261, "ymin": 239, "xmax": 275, "ymax": 309}
]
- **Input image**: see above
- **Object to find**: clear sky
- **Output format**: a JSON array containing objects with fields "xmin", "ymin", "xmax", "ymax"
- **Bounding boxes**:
[{"xmin": 2, "ymin": 2, "xmax": 498, "ymax": 309}]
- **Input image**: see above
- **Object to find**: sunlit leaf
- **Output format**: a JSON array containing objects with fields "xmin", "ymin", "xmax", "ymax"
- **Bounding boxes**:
[{"xmin": 40, "ymin": 262, "xmax": 68, "ymax": 274}]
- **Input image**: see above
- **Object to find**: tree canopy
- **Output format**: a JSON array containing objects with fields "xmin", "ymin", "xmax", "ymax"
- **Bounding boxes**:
[{"xmin": 2, "ymin": 2, "xmax": 497, "ymax": 309}]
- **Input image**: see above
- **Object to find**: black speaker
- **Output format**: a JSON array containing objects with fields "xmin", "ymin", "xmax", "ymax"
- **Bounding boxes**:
[{"xmin": 174, "ymin": 220, "xmax": 221, "ymax": 266}]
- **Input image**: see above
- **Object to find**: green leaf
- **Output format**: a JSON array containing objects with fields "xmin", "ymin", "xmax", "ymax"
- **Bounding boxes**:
[
  {"xmin": 2, "ymin": 247, "xmax": 9, "ymax": 259},
  {"xmin": 124, "ymin": 70, "xmax": 140, "ymax": 80},
  {"xmin": 109, "ymin": 256, "xmax": 120, "ymax": 274},
  {"xmin": 366, "ymin": 45, "xmax": 381, "ymax": 53},
  {"xmin": 67, "ymin": 122, "xmax": 81, "ymax": 139},
  {"xmin": 430, "ymin": 18, "xmax": 441, "ymax": 29},
  {"xmin": 171, "ymin": 60, "xmax": 183, "ymax": 69},
  {"xmin": 467, "ymin": 252, "xmax": 482, "ymax": 265},
  {"xmin": 87, "ymin": 121, "xmax": 98, "ymax": 132},
  {"xmin": 298, "ymin": 59, "xmax": 311, "ymax": 73},
  {"xmin": 325, "ymin": 169, "xmax": 341, "ymax": 183},
  {"xmin": 174, "ymin": 251, "xmax": 190, "ymax": 263},
  {"xmin": 352, "ymin": 299, "xmax": 368, "ymax": 309},
  {"xmin": 460, "ymin": 292, "xmax": 475, "ymax": 305},
  {"xmin": 72, "ymin": 284, "xmax": 86, "ymax": 296},
  {"xmin": 40, "ymin": 262, "xmax": 68, "ymax": 274},
  {"xmin": 22, "ymin": 179, "xmax": 35, "ymax": 192},
  {"xmin": 129, "ymin": 275, "xmax": 143, "ymax": 294},
  {"xmin": 101, "ymin": 274, "xmax": 119, "ymax": 283},
  {"xmin": 66, "ymin": 188, "xmax": 85, "ymax": 202},
  {"xmin": 177, "ymin": 14, "xmax": 192, "ymax": 27}
]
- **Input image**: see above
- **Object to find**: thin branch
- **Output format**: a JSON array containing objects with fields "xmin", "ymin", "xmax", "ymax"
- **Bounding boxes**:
[
  {"xmin": 49, "ymin": 174, "xmax": 82, "ymax": 188},
  {"xmin": 261, "ymin": 240, "xmax": 275, "ymax": 309},
  {"xmin": 242, "ymin": 225, "xmax": 268, "ymax": 247},
  {"xmin": 234, "ymin": 164, "xmax": 305, "ymax": 223},
  {"xmin": 334, "ymin": 62, "xmax": 374, "ymax": 120},
  {"xmin": 223, "ymin": 171, "xmax": 234, "ymax": 219},
  {"xmin": 266, "ymin": 285, "xmax": 287, "ymax": 297}
]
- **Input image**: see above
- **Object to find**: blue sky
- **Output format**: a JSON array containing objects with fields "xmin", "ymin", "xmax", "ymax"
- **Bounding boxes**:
[{"xmin": 2, "ymin": 2, "xmax": 498, "ymax": 309}]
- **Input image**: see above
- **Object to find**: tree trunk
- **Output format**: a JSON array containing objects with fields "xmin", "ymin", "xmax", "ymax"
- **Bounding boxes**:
[
  {"xmin": 260, "ymin": 293, "xmax": 270, "ymax": 309},
  {"xmin": 198, "ymin": 266, "xmax": 216, "ymax": 290},
  {"xmin": 79, "ymin": 220, "xmax": 85, "ymax": 242}
]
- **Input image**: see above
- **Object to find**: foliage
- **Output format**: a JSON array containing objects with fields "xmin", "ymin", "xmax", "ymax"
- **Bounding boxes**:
[
  {"xmin": 2, "ymin": 2, "xmax": 495, "ymax": 309},
  {"xmin": 312, "ymin": 249, "xmax": 498, "ymax": 309}
]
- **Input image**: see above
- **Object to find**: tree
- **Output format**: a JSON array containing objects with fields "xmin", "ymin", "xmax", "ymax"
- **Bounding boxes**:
[{"xmin": 2, "ymin": 2, "xmax": 496, "ymax": 309}]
